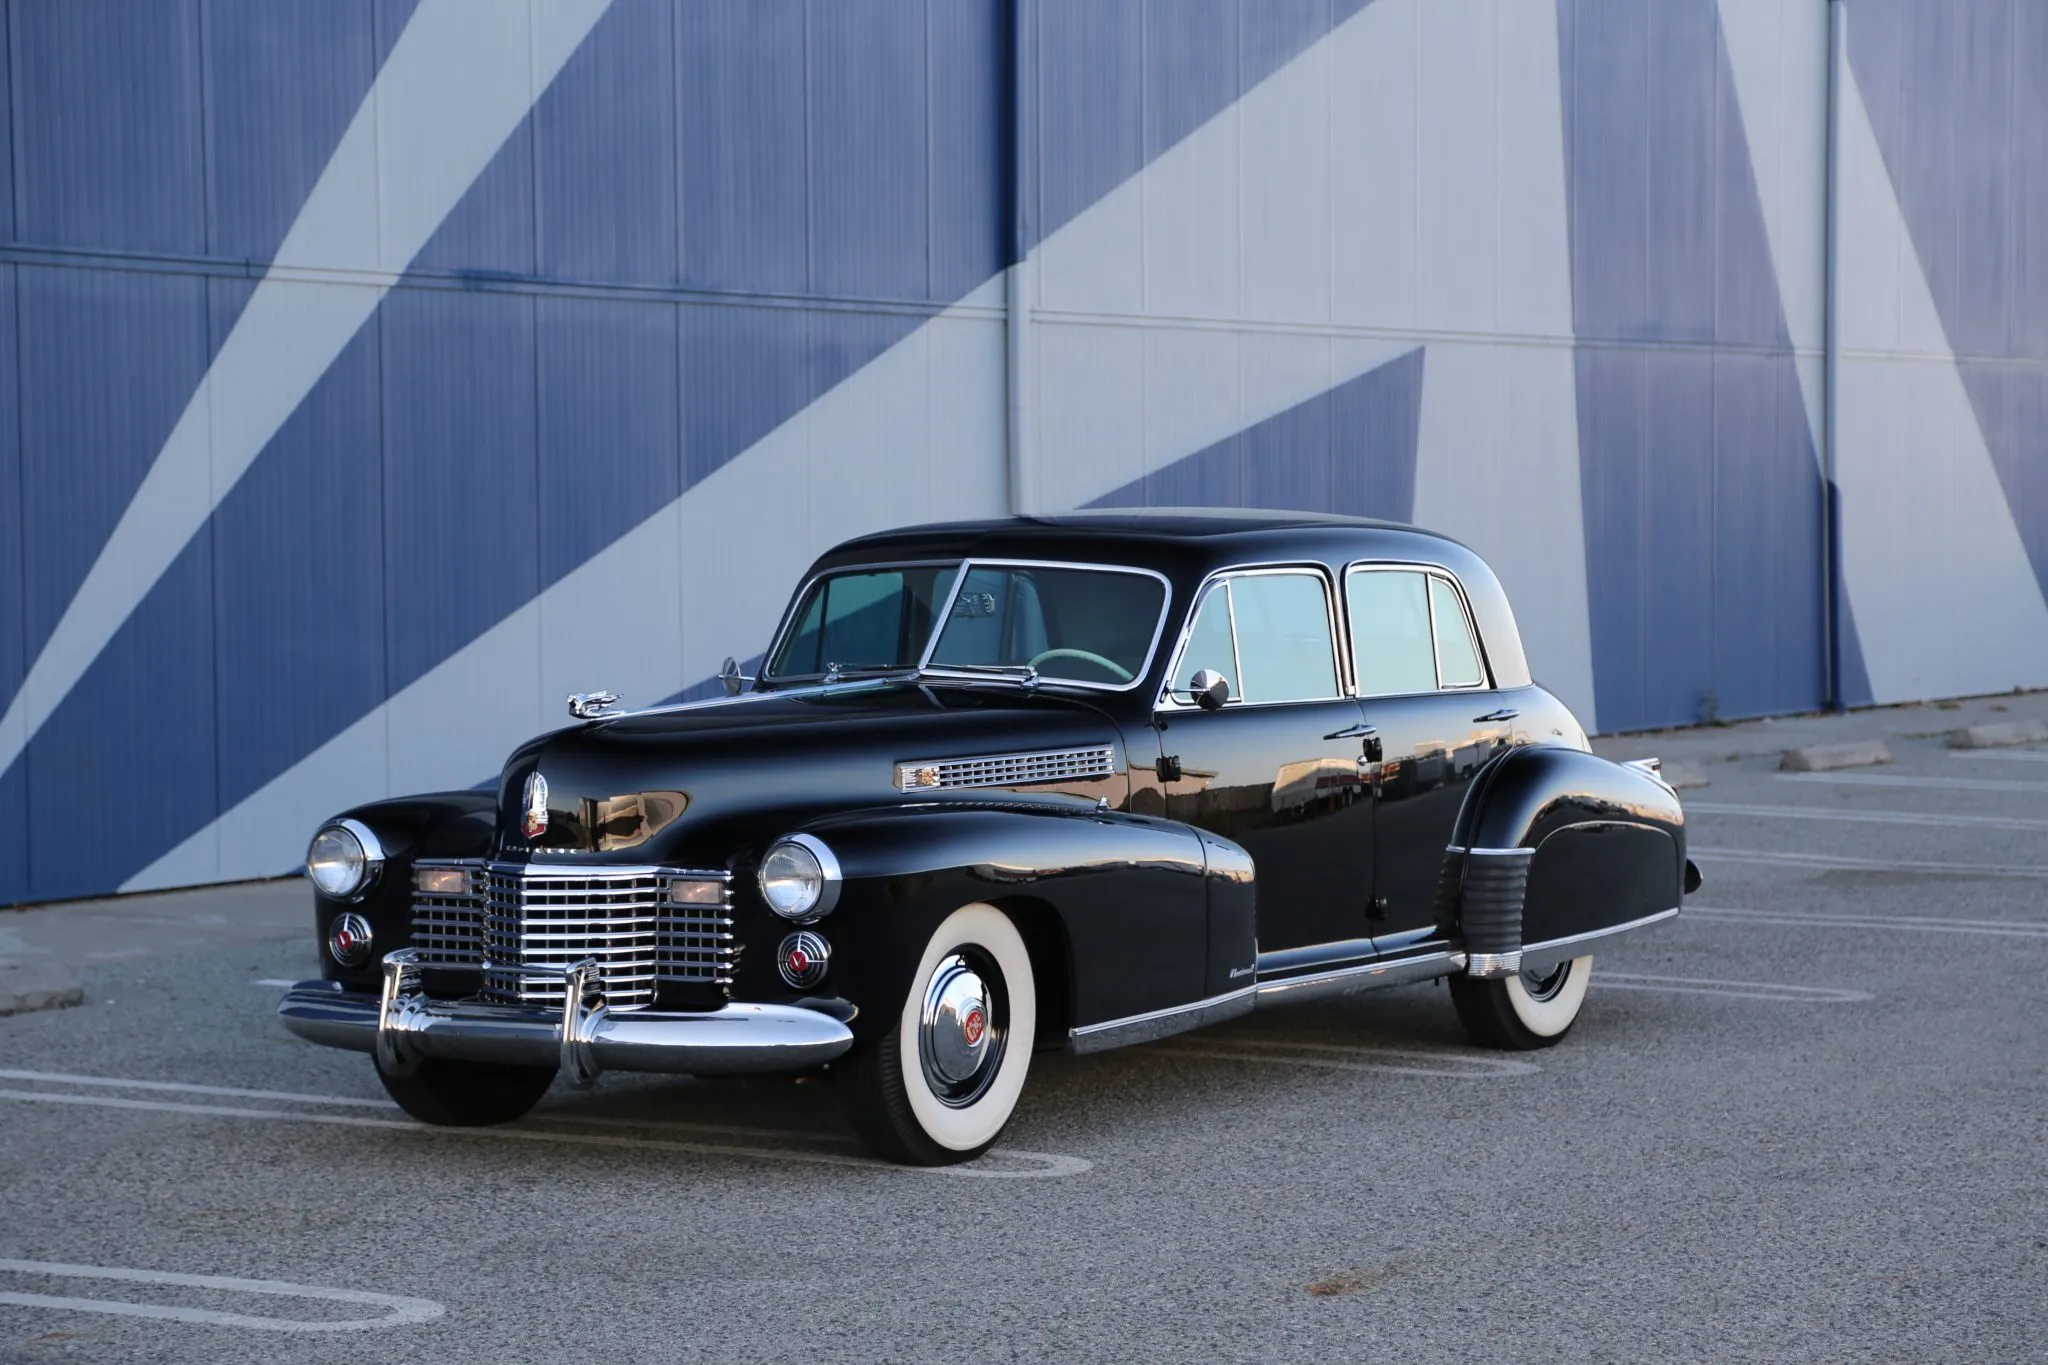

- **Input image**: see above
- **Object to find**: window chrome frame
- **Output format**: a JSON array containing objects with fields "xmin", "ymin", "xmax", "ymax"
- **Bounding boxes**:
[
  {"xmin": 761, "ymin": 557, "xmax": 1174, "ymax": 695},
  {"xmin": 1156, "ymin": 563, "xmax": 1348, "ymax": 711},
  {"xmin": 1341, "ymin": 561, "xmax": 1495, "ymax": 698}
]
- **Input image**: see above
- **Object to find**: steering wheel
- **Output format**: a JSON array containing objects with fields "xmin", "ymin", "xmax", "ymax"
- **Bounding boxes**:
[{"xmin": 1027, "ymin": 648, "xmax": 1134, "ymax": 684}]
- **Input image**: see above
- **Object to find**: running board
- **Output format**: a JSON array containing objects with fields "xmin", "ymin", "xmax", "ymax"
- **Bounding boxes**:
[{"xmin": 1252, "ymin": 949, "xmax": 1468, "ymax": 1008}]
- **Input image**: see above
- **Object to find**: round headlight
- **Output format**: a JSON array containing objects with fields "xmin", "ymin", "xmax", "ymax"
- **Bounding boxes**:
[
  {"xmin": 759, "ymin": 834, "xmax": 840, "ymax": 922},
  {"xmin": 307, "ymin": 820, "xmax": 381, "ymax": 900}
]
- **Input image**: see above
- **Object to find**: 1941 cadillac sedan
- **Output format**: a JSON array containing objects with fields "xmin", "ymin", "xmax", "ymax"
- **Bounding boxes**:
[{"xmin": 280, "ymin": 511, "xmax": 1698, "ymax": 1165}]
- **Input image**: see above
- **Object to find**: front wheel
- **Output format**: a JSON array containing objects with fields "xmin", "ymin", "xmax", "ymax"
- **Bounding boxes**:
[
  {"xmin": 375, "ymin": 1055, "xmax": 557, "ymax": 1127},
  {"xmin": 1448, "ymin": 955, "xmax": 1593, "ymax": 1050},
  {"xmin": 839, "ymin": 903, "xmax": 1037, "ymax": 1166}
]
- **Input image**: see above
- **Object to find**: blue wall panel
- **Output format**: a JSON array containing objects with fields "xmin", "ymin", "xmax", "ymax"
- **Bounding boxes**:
[
  {"xmin": 537, "ymin": 296, "xmax": 680, "ymax": 583},
  {"xmin": 927, "ymin": 0, "xmax": 1006, "ymax": 299},
  {"xmin": 678, "ymin": 0, "xmax": 809, "ymax": 295},
  {"xmin": 207, "ymin": 277, "xmax": 387, "ymax": 814},
  {"xmin": 1562, "ymin": 0, "xmax": 1827, "ymax": 730},
  {"xmin": 13, "ymin": 268, "xmax": 210, "ymax": 660},
  {"xmin": 0, "ymin": 265, "xmax": 22, "ymax": 902},
  {"xmin": 379, "ymin": 289, "xmax": 538, "ymax": 693},
  {"xmin": 534, "ymin": 0, "xmax": 678, "ymax": 286},
  {"xmin": 1145, "ymin": 0, "xmax": 1237, "ymax": 160},
  {"xmin": 10, "ymin": 0, "xmax": 207, "ymax": 255},
  {"xmin": 1850, "ymin": 0, "xmax": 2048, "ymax": 604},
  {"xmin": 808, "ymin": 1, "xmax": 929, "ymax": 300},
  {"xmin": 1093, "ymin": 349, "xmax": 1425, "ymax": 522},
  {"xmin": 0, "ymin": 0, "xmax": 14, "ymax": 240},
  {"xmin": 203, "ymin": 0, "xmax": 378, "ymax": 265},
  {"xmin": 25, "ymin": 535, "xmax": 217, "ymax": 902}
]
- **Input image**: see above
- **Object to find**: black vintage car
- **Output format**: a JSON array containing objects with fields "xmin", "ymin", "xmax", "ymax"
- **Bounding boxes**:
[{"xmin": 281, "ymin": 511, "xmax": 1696, "ymax": 1165}]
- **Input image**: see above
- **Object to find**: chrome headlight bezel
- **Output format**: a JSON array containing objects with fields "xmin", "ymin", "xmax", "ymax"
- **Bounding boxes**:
[
  {"xmin": 758, "ymin": 833, "xmax": 841, "ymax": 923},
  {"xmin": 306, "ymin": 818, "xmax": 385, "ymax": 901}
]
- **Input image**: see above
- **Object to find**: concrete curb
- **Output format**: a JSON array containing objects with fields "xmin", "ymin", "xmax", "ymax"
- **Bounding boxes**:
[
  {"xmin": 1661, "ymin": 760, "xmax": 1712, "ymax": 789},
  {"xmin": 1780, "ymin": 739, "xmax": 1892, "ymax": 773},
  {"xmin": 0, "ymin": 963, "xmax": 85, "ymax": 1016},
  {"xmin": 1948, "ymin": 719, "xmax": 2048, "ymax": 749}
]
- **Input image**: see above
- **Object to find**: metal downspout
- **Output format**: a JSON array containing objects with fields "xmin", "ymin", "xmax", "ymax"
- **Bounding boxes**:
[
  {"xmin": 1821, "ymin": 0, "xmax": 1847, "ymax": 710},
  {"xmin": 1004, "ymin": 0, "xmax": 1035, "ymax": 518}
]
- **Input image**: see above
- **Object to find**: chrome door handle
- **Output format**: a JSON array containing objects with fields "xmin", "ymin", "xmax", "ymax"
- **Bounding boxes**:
[
  {"xmin": 1323, "ymin": 723, "xmax": 1378, "ymax": 741},
  {"xmin": 1472, "ymin": 708, "xmax": 1518, "ymax": 723}
]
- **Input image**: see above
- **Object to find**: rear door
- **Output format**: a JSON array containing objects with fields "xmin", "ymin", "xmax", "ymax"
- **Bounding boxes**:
[
  {"xmin": 1344, "ymin": 566, "xmax": 1516, "ymax": 952},
  {"xmin": 1153, "ymin": 568, "xmax": 1377, "ymax": 957}
]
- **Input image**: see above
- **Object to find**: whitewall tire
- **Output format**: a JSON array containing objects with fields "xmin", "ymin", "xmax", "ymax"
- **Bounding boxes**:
[
  {"xmin": 840, "ymin": 903, "xmax": 1037, "ymax": 1165},
  {"xmin": 1448, "ymin": 955, "xmax": 1593, "ymax": 1050}
]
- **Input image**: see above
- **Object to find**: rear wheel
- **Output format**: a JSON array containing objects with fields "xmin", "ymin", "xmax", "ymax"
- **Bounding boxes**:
[
  {"xmin": 375, "ymin": 1056, "xmax": 557, "ymax": 1127},
  {"xmin": 1449, "ymin": 955, "xmax": 1593, "ymax": 1050},
  {"xmin": 840, "ymin": 903, "xmax": 1036, "ymax": 1166}
]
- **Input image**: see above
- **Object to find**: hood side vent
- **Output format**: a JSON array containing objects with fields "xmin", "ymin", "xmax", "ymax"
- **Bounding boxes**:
[{"xmin": 896, "ymin": 744, "xmax": 1117, "ymax": 792}]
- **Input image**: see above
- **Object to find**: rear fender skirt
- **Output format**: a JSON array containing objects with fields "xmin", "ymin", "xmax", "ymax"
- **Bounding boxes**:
[{"xmin": 1440, "ymin": 746, "xmax": 1687, "ymax": 974}]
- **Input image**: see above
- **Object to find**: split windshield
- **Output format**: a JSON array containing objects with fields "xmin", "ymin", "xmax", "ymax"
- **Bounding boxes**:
[{"xmin": 766, "ymin": 562, "xmax": 1168, "ymax": 688}]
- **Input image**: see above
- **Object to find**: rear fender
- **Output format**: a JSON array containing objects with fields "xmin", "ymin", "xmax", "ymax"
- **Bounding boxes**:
[{"xmin": 1441, "ymin": 746, "xmax": 1686, "ymax": 974}]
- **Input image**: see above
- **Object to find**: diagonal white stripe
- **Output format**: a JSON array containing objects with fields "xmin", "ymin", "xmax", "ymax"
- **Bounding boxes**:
[{"xmin": 0, "ymin": 0, "xmax": 617, "ymax": 787}]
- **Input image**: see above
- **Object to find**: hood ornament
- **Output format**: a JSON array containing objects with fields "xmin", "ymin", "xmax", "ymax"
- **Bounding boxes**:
[
  {"xmin": 567, "ymin": 691, "xmax": 621, "ymax": 720},
  {"xmin": 521, "ymin": 771, "xmax": 550, "ymax": 839}
]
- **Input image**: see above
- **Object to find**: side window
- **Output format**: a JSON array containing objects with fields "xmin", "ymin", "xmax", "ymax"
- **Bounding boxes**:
[
  {"xmin": 1346, "ymin": 570, "xmax": 1437, "ymax": 696},
  {"xmin": 1429, "ymin": 575, "xmax": 1486, "ymax": 688},
  {"xmin": 1172, "ymin": 585, "xmax": 1236, "ymax": 693},
  {"xmin": 1228, "ymin": 574, "xmax": 1339, "ymax": 704}
]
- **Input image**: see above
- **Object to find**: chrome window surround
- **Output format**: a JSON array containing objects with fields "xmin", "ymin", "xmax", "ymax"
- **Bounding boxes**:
[
  {"xmin": 1157, "ymin": 564, "xmax": 1348, "ymax": 710},
  {"xmin": 405, "ymin": 860, "xmax": 735, "ymax": 1012},
  {"xmin": 895, "ymin": 743, "xmax": 1118, "ymax": 792},
  {"xmin": 761, "ymin": 558, "xmax": 1175, "ymax": 694},
  {"xmin": 1341, "ymin": 561, "xmax": 1494, "ymax": 697}
]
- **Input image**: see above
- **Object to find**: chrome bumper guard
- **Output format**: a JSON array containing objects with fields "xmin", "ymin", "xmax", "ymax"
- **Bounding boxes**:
[{"xmin": 278, "ymin": 949, "xmax": 854, "ymax": 1087}]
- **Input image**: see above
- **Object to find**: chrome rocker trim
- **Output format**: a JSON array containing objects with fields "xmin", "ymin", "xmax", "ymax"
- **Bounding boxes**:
[
  {"xmin": 1069, "ymin": 986, "xmax": 1256, "ymax": 1054},
  {"xmin": 1254, "ymin": 948, "xmax": 1469, "ymax": 1006},
  {"xmin": 278, "ymin": 949, "xmax": 854, "ymax": 1085},
  {"xmin": 1518, "ymin": 906, "xmax": 1681, "ymax": 972}
]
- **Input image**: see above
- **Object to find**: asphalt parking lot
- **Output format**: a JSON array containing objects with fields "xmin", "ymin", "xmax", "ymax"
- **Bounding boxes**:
[{"xmin": 3, "ymin": 695, "xmax": 2046, "ymax": 1363}]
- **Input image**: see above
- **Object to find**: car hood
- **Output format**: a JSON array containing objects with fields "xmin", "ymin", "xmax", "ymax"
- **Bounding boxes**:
[{"xmin": 493, "ymin": 682, "xmax": 1134, "ymax": 862}]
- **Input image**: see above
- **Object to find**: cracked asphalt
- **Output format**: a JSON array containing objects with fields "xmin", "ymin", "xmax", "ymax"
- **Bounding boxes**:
[{"xmin": 2, "ymin": 693, "xmax": 2045, "ymax": 1363}]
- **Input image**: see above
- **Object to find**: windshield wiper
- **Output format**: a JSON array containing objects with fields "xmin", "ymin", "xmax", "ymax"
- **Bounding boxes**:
[{"xmin": 916, "ymin": 663, "xmax": 1041, "ymax": 689}]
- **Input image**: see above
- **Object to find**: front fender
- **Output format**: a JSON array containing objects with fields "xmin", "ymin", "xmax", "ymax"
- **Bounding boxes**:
[
  {"xmin": 775, "ymin": 803, "xmax": 1236, "ymax": 1045},
  {"xmin": 308, "ymin": 793, "xmax": 498, "ymax": 988},
  {"xmin": 1443, "ymin": 745, "xmax": 1687, "ymax": 967}
]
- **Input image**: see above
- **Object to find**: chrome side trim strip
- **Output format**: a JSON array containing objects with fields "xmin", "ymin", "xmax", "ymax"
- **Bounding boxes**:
[
  {"xmin": 1254, "ymin": 949, "xmax": 1468, "ymax": 1007},
  {"xmin": 1519, "ymin": 907, "xmax": 1681, "ymax": 971},
  {"xmin": 1068, "ymin": 986, "xmax": 1256, "ymax": 1055}
]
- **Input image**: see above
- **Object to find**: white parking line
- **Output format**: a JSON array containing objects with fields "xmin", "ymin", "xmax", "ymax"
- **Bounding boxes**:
[
  {"xmin": 1778, "ymin": 771, "xmax": 2048, "ymax": 794},
  {"xmin": 0, "ymin": 1069, "xmax": 395, "ymax": 1109},
  {"xmin": 252, "ymin": 978, "xmax": 298, "ymax": 988},
  {"xmin": 1595, "ymin": 972, "xmax": 1873, "ymax": 1003},
  {"xmin": 0, "ymin": 1087, "xmax": 1091, "ymax": 1178},
  {"xmin": 1949, "ymin": 748, "xmax": 2048, "ymax": 763},
  {"xmin": 1156, "ymin": 1039, "xmax": 1540, "ymax": 1078},
  {"xmin": 1685, "ymin": 802, "xmax": 2048, "ymax": 833},
  {"xmin": 1689, "ymin": 847, "xmax": 2048, "ymax": 878},
  {"xmin": 1684, "ymin": 906, "xmax": 2048, "ymax": 940},
  {"xmin": 0, "ymin": 1259, "xmax": 442, "ymax": 1333}
]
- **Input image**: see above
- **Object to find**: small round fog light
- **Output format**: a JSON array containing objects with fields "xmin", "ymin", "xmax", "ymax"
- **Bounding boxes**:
[
  {"xmin": 777, "ymin": 931, "xmax": 830, "ymax": 990},
  {"xmin": 327, "ymin": 912, "xmax": 374, "ymax": 968}
]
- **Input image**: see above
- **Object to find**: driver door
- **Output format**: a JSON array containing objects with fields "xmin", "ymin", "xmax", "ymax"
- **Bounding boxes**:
[{"xmin": 1152, "ymin": 569, "xmax": 1377, "ymax": 957}]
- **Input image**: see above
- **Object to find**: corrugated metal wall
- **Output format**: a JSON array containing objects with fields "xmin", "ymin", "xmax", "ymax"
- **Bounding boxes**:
[{"xmin": 1, "ymin": 0, "xmax": 2044, "ymax": 904}]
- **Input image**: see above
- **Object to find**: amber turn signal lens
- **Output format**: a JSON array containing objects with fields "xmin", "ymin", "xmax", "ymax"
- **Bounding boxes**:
[{"xmin": 413, "ymin": 866, "xmax": 469, "ymax": 895}]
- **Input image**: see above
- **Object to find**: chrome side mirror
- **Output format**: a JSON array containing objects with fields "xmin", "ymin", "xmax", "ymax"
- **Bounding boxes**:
[
  {"xmin": 1189, "ymin": 668, "xmax": 1231, "ymax": 711},
  {"xmin": 719, "ymin": 656, "xmax": 753, "ymax": 697}
]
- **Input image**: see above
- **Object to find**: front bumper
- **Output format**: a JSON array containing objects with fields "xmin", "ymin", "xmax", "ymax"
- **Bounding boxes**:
[{"xmin": 278, "ymin": 950, "xmax": 854, "ymax": 1086}]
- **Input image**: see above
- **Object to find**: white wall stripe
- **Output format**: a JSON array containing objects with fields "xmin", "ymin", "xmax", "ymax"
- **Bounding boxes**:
[{"xmin": 0, "ymin": 0, "xmax": 618, "ymax": 789}]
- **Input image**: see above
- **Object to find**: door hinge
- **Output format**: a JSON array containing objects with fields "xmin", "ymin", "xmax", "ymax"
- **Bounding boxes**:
[
  {"xmin": 1369, "ymin": 895, "xmax": 1390, "ymax": 921},
  {"xmin": 1156, "ymin": 754, "xmax": 1183, "ymax": 783},
  {"xmin": 1364, "ymin": 735, "xmax": 1384, "ymax": 763}
]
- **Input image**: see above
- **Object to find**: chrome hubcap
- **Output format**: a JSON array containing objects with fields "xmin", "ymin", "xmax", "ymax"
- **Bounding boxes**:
[{"xmin": 918, "ymin": 951, "xmax": 1006, "ymax": 1108}]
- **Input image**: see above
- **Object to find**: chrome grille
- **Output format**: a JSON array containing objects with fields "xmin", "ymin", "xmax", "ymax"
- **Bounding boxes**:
[
  {"xmin": 410, "ymin": 861, "xmax": 485, "ymax": 968},
  {"xmin": 896, "ymin": 744, "xmax": 1117, "ymax": 792},
  {"xmin": 407, "ymin": 861, "xmax": 733, "ymax": 1011}
]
